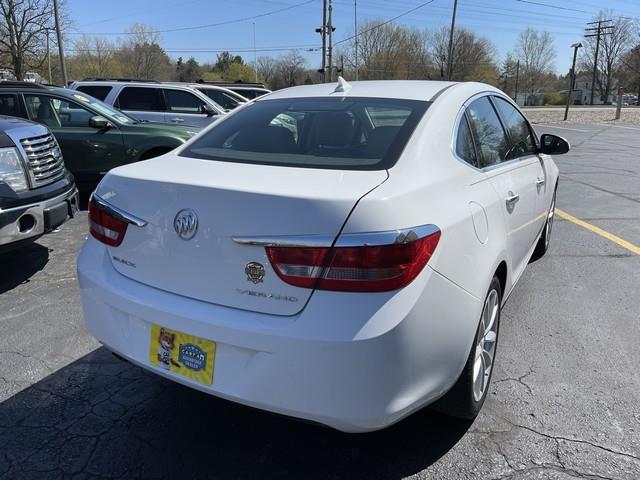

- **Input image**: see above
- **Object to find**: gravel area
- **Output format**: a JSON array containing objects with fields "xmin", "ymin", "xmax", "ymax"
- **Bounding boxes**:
[
  {"xmin": 522, "ymin": 106, "xmax": 640, "ymax": 124},
  {"xmin": 522, "ymin": 107, "xmax": 640, "ymax": 124}
]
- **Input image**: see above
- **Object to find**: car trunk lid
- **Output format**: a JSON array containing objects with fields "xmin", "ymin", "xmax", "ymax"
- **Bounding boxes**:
[{"xmin": 95, "ymin": 155, "xmax": 387, "ymax": 315}]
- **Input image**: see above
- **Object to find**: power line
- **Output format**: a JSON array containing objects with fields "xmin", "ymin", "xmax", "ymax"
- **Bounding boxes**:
[
  {"xmin": 515, "ymin": 0, "xmax": 590, "ymax": 14},
  {"xmin": 333, "ymin": 0, "xmax": 435, "ymax": 47},
  {"xmin": 68, "ymin": 0, "xmax": 315, "ymax": 36}
]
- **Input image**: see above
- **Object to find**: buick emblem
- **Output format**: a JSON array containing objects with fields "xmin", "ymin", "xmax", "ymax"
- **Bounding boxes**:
[
  {"xmin": 245, "ymin": 262, "xmax": 265, "ymax": 284},
  {"xmin": 173, "ymin": 209, "xmax": 198, "ymax": 240}
]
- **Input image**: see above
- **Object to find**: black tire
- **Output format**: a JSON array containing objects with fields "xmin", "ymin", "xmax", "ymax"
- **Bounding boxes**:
[
  {"xmin": 433, "ymin": 276, "xmax": 502, "ymax": 419},
  {"xmin": 530, "ymin": 189, "xmax": 556, "ymax": 262},
  {"xmin": 139, "ymin": 147, "xmax": 174, "ymax": 160}
]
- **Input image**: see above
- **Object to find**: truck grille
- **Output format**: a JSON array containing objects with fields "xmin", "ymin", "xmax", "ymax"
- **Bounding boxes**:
[{"xmin": 20, "ymin": 133, "xmax": 65, "ymax": 187}]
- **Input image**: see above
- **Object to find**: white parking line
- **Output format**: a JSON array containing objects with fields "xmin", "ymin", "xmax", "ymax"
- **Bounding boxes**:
[{"xmin": 533, "ymin": 124, "xmax": 593, "ymax": 132}]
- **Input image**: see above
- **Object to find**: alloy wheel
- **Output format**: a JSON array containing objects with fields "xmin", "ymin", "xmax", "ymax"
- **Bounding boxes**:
[
  {"xmin": 472, "ymin": 288, "xmax": 499, "ymax": 402},
  {"xmin": 545, "ymin": 195, "xmax": 556, "ymax": 249}
]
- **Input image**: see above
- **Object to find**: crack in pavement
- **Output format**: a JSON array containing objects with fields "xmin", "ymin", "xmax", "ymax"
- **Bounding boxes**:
[
  {"xmin": 493, "ymin": 368, "xmax": 535, "ymax": 395},
  {"xmin": 496, "ymin": 414, "xmax": 640, "ymax": 463}
]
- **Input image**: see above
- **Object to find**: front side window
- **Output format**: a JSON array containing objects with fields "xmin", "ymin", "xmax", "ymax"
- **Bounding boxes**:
[
  {"xmin": 455, "ymin": 114, "xmax": 477, "ymax": 167},
  {"xmin": 164, "ymin": 89, "xmax": 207, "ymax": 113},
  {"xmin": 181, "ymin": 97, "xmax": 429, "ymax": 170},
  {"xmin": 24, "ymin": 95, "xmax": 61, "ymax": 128},
  {"xmin": 466, "ymin": 97, "xmax": 509, "ymax": 168},
  {"xmin": 492, "ymin": 96, "xmax": 536, "ymax": 160},
  {"xmin": 117, "ymin": 87, "xmax": 164, "ymax": 111}
]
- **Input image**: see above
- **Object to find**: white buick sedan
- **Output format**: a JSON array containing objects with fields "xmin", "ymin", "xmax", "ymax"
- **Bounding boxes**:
[{"xmin": 78, "ymin": 80, "xmax": 566, "ymax": 432}]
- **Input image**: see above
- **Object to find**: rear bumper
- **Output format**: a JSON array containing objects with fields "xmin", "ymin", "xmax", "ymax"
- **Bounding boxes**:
[
  {"xmin": 77, "ymin": 238, "xmax": 481, "ymax": 432},
  {"xmin": 0, "ymin": 185, "xmax": 79, "ymax": 248}
]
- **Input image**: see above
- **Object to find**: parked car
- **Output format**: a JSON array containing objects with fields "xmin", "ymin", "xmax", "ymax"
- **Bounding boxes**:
[
  {"xmin": 77, "ymin": 80, "xmax": 565, "ymax": 432},
  {"xmin": 190, "ymin": 81, "xmax": 271, "ymax": 100},
  {"xmin": 0, "ymin": 115, "xmax": 78, "ymax": 252},
  {"xmin": 166, "ymin": 83, "xmax": 248, "ymax": 111},
  {"xmin": 0, "ymin": 82, "xmax": 197, "ymax": 192},
  {"xmin": 69, "ymin": 79, "xmax": 226, "ymax": 127}
]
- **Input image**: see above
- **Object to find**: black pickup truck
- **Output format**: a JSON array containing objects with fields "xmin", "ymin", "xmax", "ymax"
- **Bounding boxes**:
[{"xmin": 0, "ymin": 115, "xmax": 78, "ymax": 252}]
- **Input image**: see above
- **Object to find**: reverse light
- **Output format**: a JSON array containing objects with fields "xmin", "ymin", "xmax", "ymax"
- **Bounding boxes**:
[
  {"xmin": 88, "ymin": 196, "xmax": 128, "ymax": 247},
  {"xmin": 266, "ymin": 228, "xmax": 441, "ymax": 292}
]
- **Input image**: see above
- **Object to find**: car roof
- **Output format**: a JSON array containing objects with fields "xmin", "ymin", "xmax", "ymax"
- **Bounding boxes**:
[{"xmin": 262, "ymin": 80, "xmax": 463, "ymax": 102}]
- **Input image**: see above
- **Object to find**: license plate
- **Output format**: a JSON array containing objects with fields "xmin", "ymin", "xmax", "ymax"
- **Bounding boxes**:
[{"xmin": 148, "ymin": 324, "xmax": 216, "ymax": 385}]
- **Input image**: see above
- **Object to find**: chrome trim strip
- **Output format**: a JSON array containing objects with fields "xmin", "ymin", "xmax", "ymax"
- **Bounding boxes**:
[
  {"xmin": 232, "ymin": 234, "xmax": 334, "ymax": 248},
  {"xmin": 334, "ymin": 224, "xmax": 440, "ymax": 247},
  {"xmin": 91, "ymin": 194, "xmax": 147, "ymax": 227},
  {"xmin": 233, "ymin": 224, "xmax": 439, "ymax": 248}
]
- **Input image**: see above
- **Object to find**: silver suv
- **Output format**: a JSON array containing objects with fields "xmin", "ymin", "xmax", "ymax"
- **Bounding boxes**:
[{"xmin": 69, "ymin": 79, "xmax": 226, "ymax": 128}]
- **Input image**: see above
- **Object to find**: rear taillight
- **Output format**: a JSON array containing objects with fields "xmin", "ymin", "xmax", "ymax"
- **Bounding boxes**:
[
  {"xmin": 266, "ymin": 229, "xmax": 440, "ymax": 292},
  {"xmin": 88, "ymin": 197, "xmax": 128, "ymax": 247}
]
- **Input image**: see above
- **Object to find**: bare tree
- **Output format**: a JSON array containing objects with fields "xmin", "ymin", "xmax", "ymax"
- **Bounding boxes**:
[
  {"xmin": 341, "ymin": 21, "xmax": 424, "ymax": 80},
  {"xmin": 117, "ymin": 23, "xmax": 172, "ymax": 80},
  {"xmin": 256, "ymin": 55, "xmax": 277, "ymax": 86},
  {"xmin": 69, "ymin": 35, "xmax": 120, "ymax": 79},
  {"xmin": 0, "ymin": 0, "xmax": 55, "ymax": 80},
  {"xmin": 511, "ymin": 28, "xmax": 556, "ymax": 105},
  {"xmin": 425, "ymin": 26, "xmax": 497, "ymax": 82},
  {"xmin": 273, "ymin": 51, "xmax": 306, "ymax": 89},
  {"xmin": 580, "ymin": 12, "xmax": 633, "ymax": 103}
]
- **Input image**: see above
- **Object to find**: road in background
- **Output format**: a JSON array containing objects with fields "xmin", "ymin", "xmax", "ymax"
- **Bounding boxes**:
[{"xmin": 0, "ymin": 123, "xmax": 638, "ymax": 479}]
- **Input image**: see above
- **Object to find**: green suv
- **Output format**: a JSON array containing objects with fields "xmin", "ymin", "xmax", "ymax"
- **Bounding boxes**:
[{"xmin": 0, "ymin": 82, "xmax": 197, "ymax": 192}]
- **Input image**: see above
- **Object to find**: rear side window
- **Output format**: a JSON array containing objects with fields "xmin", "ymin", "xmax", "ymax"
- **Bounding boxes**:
[
  {"xmin": 466, "ymin": 97, "xmax": 509, "ymax": 168},
  {"xmin": 0, "ymin": 94, "xmax": 20, "ymax": 117},
  {"xmin": 198, "ymin": 89, "xmax": 238, "ymax": 110},
  {"xmin": 231, "ymin": 89, "xmax": 256, "ymax": 99},
  {"xmin": 455, "ymin": 114, "xmax": 477, "ymax": 167},
  {"xmin": 492, "ymin": 96, "xmax": 537, "ymax": 159},
  {"xmin": 164, "ymin": 89, "xmax": 207, "ymax": 113},
  {"xmin": 180, "ymin": 97, "xmax": 429, "ymax": 170},
  {"xmin": 76, "ymin": 85, "xmax": 112, "ymax": 101},
  {"xmin": 117, "ymin": 87, "xmax": 164, "ymax": 111}
]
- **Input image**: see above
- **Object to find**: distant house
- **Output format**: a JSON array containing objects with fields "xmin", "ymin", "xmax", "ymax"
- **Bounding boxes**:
[
  {"xmin": 572, "ymin": 74, "xmax": 618, "ymax": 105},
  {"xmin": 515, "ymin": 92, "xmax": 544, "ymax": 107}
]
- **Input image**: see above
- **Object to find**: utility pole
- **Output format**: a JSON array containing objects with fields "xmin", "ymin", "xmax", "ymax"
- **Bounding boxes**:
[
  {"xmin": 53, "ymin": 0, "xmax": 67, "ymax": 85},
  {"xmin": 252, "ymin": 23, "xmax": 258, "ymax": 83},
  {"xmin": 327, "ymin": 0, "xmax": 334, "ymax": 82},
  {"xmin": 46, "ymin": 30, "xmax": 52, "ymax": 84},
  {"xmin": 446, "ymin": 0, "xmax": 458, "ymax": 81},
  {"xmin": 514, "ymin": 60, "xmax": 520, "ymax": 105},
  {"xmin": 354, "ymin": 0, "xmax": 358, "ymax": 80},
  {"xmin": 319, "ymin": 0, "xmax": 327, "ymax": 81},
  {"xmin": 585, "ymin": 19, "xmax": 614, "ymax": 105},
  {"xmin": 564, "ymin": 43, "xmax": 582, "ymax": 121}
]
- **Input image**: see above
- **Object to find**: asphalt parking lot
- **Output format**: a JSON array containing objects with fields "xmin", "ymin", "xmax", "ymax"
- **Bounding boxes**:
[{"xmin": 1, "ymin": 122, "xmax": 639, "ymax": 479}]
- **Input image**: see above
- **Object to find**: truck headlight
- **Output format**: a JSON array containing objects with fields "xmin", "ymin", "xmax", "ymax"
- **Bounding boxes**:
[{"xmin": 0, "ymin": 147, "xmax": 28, "ymax": 192}]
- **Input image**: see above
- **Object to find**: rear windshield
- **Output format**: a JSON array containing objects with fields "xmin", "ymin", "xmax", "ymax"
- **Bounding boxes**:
[{"xmin": 180, "ymin": 97, "xmax": 429, "ymax": 170}]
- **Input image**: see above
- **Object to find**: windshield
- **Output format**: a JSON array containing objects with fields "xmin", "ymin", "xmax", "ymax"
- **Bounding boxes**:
[
  {"xmin": 180, "ymin": 97, "xmax": 429, "ymax": 170},
  {"xmin": 60, "ymin": 89, "xmax": 137, "ymax": 124}
]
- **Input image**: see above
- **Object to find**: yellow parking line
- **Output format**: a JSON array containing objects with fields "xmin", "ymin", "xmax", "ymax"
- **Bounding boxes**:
[{"xmin": 556, "ymin": 209, "xmax": 640, "ymax": 255}]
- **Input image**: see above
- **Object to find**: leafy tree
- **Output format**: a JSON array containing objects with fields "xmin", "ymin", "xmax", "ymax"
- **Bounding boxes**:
[{"xmin": 0, "ymin": 0, "xmax": 56, "ymax": 80}]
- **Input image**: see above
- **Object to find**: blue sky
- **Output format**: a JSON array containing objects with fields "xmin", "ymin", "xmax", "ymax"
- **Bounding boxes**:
[{"xmin": 66, "ymin": 0, "xmax": 640, "ymax": 75}]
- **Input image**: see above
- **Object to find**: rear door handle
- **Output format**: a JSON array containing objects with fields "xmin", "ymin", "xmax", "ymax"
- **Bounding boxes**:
[
  {"xmin": 536, "ymin": 177, "xmax": 545, "ymax": 187},
  {"xmin": 170, "ymin": 117, "xmax": 185, "ymax": 123}
]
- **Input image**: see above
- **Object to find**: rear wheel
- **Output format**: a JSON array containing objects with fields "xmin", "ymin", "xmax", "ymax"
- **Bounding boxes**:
[
  {"xmin": 531, "ymin": 190, "xmax": 556, "ymax": 262},
  {"xmin": 434, "ymin": 276, "xmax": 501, "ymax": 419}
]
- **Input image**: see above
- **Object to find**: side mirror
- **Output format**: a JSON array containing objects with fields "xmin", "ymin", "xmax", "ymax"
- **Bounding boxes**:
[
  {"xmin": 540, "ymin": 133, "xmax": 570, "ymax": 155},
  {"xmin": 200, "ymin": 104, "xmax": 216, "ymax": 116},
  {"xmin": 89, "ymin": 115, "xmax": 111, "ymax": 130}
]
